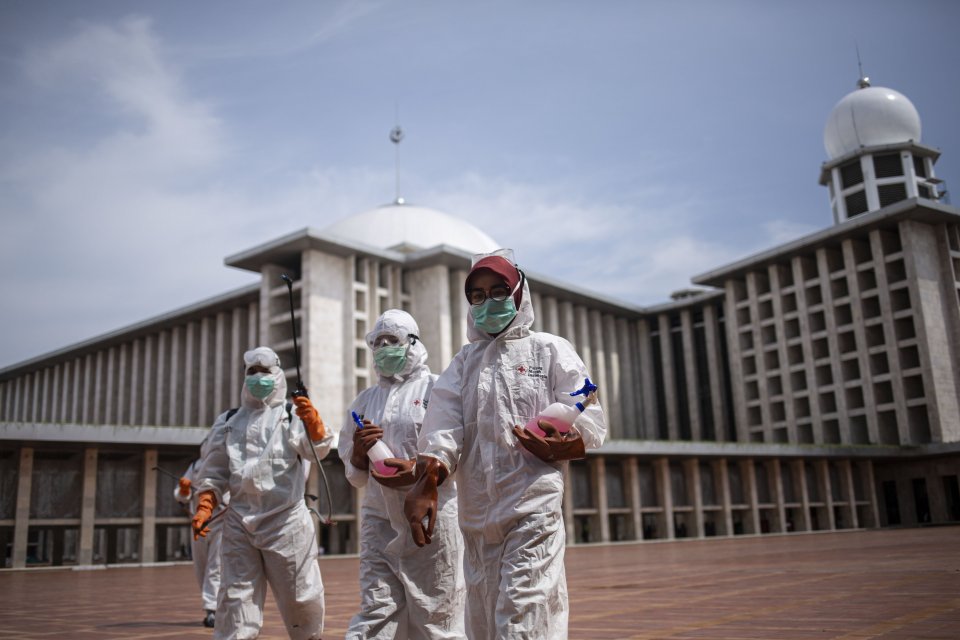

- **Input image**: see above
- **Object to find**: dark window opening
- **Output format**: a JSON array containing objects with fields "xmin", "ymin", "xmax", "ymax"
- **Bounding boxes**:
[
  {"xmin": 878, "ymin": 183, "xmax": 908, "ymax": 208},
  {"xmin": 873, "ymin": 153, "xmax": 904, "ymax": 179},
  {"xmin": 845, "ymin": 190, "xmax": 869, "ymax": 217},
  {"xmin": 912, "ymin": 478, "xmax": 931, "ymax": 524},
  {"xmin": 840, "ymin": 160, "xmax": 864, "ymax": 188}
]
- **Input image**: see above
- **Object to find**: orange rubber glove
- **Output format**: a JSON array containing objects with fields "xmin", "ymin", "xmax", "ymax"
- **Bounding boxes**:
[
  {"xmin": 178, "ymin": 477, "xmax": 191, "ymax": 498},
  {"xmin": 293, "ymin": 396, "xmax": 326, "ymax": 441},
  {"xmin": 192, "ymin": 491, "xmax": 217, "ymax": 540}
]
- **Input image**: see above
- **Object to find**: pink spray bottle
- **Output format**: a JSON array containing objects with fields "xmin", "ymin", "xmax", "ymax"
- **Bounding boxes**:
[
  {"xmin": 352, "ymin": 411, "xmax": 398, "ymax": 476},
  {"xmin": 524, "ymin": 377, "xmax": 598, "ymax": 438}
]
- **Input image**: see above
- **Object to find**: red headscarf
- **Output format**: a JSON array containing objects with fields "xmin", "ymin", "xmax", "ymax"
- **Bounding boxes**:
[{"xmin": 465, "ymin": 255, "xmax": 523, "ymax": 307}]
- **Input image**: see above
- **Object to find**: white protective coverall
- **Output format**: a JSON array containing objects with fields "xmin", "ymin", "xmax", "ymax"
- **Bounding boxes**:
[
  {"xmin": 418, "ymin": 277, "xmax": 606, "ymax": 639},
  {"xmin": 338, "ymin": 309, "xmax": 465, "ymax": 639},
  {"xmin": 174, "ymin": 450, "xmax": 229, "ymax": 614},
  {"xmin": 196, "ymin": 347, "xmax": 333, "ymax": 640}
]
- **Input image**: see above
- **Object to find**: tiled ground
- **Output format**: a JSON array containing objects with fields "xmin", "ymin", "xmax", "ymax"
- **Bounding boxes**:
[{"xmin": 1, "ymin": 526, "xmax": 958, "ymax": 639}]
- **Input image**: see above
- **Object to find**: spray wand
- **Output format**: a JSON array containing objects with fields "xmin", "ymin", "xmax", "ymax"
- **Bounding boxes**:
[{"xmin": 281, "ymin": 274, "xmax": 335, "ymax": 526}]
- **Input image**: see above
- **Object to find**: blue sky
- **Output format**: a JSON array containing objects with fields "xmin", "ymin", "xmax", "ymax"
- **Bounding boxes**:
[{"xmin": 1, "ymin": 0, "xmax": 958, "ymax": 367}]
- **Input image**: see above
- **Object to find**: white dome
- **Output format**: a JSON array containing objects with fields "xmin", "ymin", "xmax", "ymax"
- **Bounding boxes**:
[
  {"xmin": 824, "ymin": 85, "xmax": 922, "ymax": 159},
  {"xmin": 324, "ymin": 202, "xmax": 500, "ymax": 255}
]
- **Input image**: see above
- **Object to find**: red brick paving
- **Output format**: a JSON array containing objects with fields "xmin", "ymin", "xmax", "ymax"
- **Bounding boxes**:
[{"xmin": 1, "ymin": 526, "xmax": 958, "ymax": 639}]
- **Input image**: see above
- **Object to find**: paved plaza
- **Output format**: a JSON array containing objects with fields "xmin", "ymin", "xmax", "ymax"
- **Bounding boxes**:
[{"xmin": 1, "ymin": 526, "xmax": 958, "ymax": 639}]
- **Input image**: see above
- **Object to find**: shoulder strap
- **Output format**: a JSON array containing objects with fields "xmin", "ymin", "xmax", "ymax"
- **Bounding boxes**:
[{"xmin": 226, "ymin": 407, "xmax": 239, "ymax": 421}]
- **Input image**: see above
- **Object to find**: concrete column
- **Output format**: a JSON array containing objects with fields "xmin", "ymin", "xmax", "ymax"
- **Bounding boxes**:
[
  {"xmin": 686, "ymin": 459, "xmax": 704, "ymax": 538},
  {"xmin": 43, "ymin": 367, "xmax": 53, "ymax": 423},
  {"xmin": 408, "ymin": 264, "xmax": 453, "ymax": 376},
  {"xmin": 743, "ymin": 459, "xmax": 761, "ymax": 534},
  {"xmin": 156, "ymin": 330, "xmax": 171, "ymax": 426},
  {"xmin": 104, "ymin": 348, "xmax": 116, "ymax": 424},
  {"xmin": 863, "ymin": 461, "xmax": 880, "ymax": 528},
  {"xmin": 543, "ymin": 295, "xmax": 559, "ymax": 335},
  {"xmin": 601, "ymin": 314, "xmax": 620, "ymax": 439},
  {"xmin": 770, "ymin": 459, "xmax": 786, "ymax": 533},
  {"xmin": 78, "ymin": 447, "xmax": 98, "ymax": 565},
  {"xmin": 841, "ymin": 459, "xmax": 859, "ymax": 528},
  {"xmin": 80, "ymin": 353, "xmax": 93, "ymax": 424},
  {"xmin": 116, "ymin": 343, "xmax": 128, "ymax": 425},
  {"xmin": 93, "ymin": 351, "xmax": 104, "ymax": 424},
  {"xmin": 128, "ymin": 342, "xmax": 140, "ymax": 426},
  {"xmin": 169, "ymin": 326, "xmax": 182, "ymax": 427},
  {"xmin": 530, "ymin": 292, "xmax": 542, "ymax": 332},
  {"xmin": 637, "ymin": 321, "xmax": 658, "ymax": 439},
  {"xmin": 616, "ymin": 318, "xmax": 638, "ymax": 439},
  {"xmin": 60, "ymin": 360, "xmax": 73, "ymax": 423},
  {"xmin": 198, "ymin": 319, "xmax": 211, "ymax": 426},
  {"xmin": 302, "ymin": 249, "xmax": 350, "ymax": 430},
  {"xmin": 795, "ymin": 460, "xmax": 812, "ymax": 532},
  {"xmin": 626, "ymin": 457, "xmax": 643, "ymax": 540},
  {"xmin": 214, "ymin": 311, "xmax": 228, "ymax": 417},
  {"xmin": 657, "ymin": 315, "xmax": 679, "ymax": 440},
  {"xmin": 12, "ymin": 447, "xmax": 33, "ymax": 568},
  {"xmin": 716, "ymin": 459, "xmax": 733, "ymax": 536},
  {"xmin": 183, "ymin": 322, "xmax": 196, "ymax": 426},
  {"xmin": 656, "ymin": 458, "xmax": 674, "ymax": 540},
  {"xmin": 680, "ymin": 309, "xmax": 702, "ymax": 441},
  {"xmin": 818, "ymin": 460, "xmax": 835, "ymax": 530},
  {"xmin": 142, "ymin": 336, "xmax": 154, "ymax": 427},
  {"xmin": 141, "ymin": 450, "xmax": 158, "ymax": 563},
  {"xmin": 702, "ymin": 304, "xmax": 727, "ymax": 441},
  {"xmin": 589, "ymin": 311, "xmax": 608, "ymax": 423},
  {"xmin": 451, "ymin": 269, "xmax": 470, "ymax": 353},
  {"xmin": 574, "ymin": 306, "xmax": 593, "ymax": 376},
  {"xmin": 593, "ymin": 457, "xmax": 610, "ymax": 543},
  {"xmin": 558, "ymin": 300, "xmax": 576, "ymax": 346}
]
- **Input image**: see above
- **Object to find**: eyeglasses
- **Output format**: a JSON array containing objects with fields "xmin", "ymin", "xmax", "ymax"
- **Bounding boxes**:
[{"xmin": 466, "ymin": 285, "xmax": 512, "ymax": 306}]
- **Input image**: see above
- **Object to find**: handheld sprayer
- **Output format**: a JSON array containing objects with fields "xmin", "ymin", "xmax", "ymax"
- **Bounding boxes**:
[
  {"xmin": 351, "ymin": 411, "xmax": 398, "ymax": 476},
  {"xmin": 524, "ymin": 377, "xmax": 599, "ymax": 438}
]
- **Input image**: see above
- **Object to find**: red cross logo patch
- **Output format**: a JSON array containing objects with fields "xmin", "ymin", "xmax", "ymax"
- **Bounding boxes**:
[
  {"xmin": 413, "ymin": 399, "xmax": 421, "ymax": 406},
  {"xmin": 517, "ymin": 365, "xmax": 527, "ymax": 375}
]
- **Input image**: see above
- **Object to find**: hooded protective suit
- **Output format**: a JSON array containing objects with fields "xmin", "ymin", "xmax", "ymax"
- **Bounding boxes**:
[
  {"xmin": 418, "ymin": 265, "xmax": 606, "ymax": 639},
  {"xmin": 174, "ymin": 441, "xmax": 230, "ymax": 614},
  {"xmin": 196, "ymin": 347, "xmax": 332, "ymax": 640},
  {"xmin": 339, "ymin": 309, "xmax": 465, "ymax": 639}
]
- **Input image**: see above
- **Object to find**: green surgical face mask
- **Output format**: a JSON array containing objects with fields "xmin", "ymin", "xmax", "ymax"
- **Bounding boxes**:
[
  {"xmin": 471, "ymin": 298, "xmax": 518, "ymax": 334},
  {"xmin": 374, "ymin": 344, "xmax": 408, "ymax": 376},
  {"xmin": 245, "ymin": 374, "xmax": 275, "ymax": 399}
]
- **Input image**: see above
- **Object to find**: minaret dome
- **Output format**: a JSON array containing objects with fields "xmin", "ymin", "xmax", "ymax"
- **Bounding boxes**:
[{"xmin": 819, "ymin": 77, "xmax": 945, "ymax": 224}]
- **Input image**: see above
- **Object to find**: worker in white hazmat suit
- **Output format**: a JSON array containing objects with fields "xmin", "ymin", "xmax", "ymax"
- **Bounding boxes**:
[
  {"xmin": 194, "ymin": 346, "xmax": 332, "ymax": 640},
  {"xmin": 339, "ymin": 309, "xmax": 465, "ymax": 639},
  {"xmin": 174, "ymin": 436, "xmax": 230, "ymax": 628},
  {"xmin": 404, "ymin": 250, "xmax": 606, "ymax": 639}
]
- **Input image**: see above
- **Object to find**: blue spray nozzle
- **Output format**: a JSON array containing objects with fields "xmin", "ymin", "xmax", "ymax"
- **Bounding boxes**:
[
  {"xmin": 570, "ymin": 377, "xmax": 598, "ymax": 398},
  {"xmin": 351, "ymin": 411, "xmax": 364, "ymax": 429}
]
